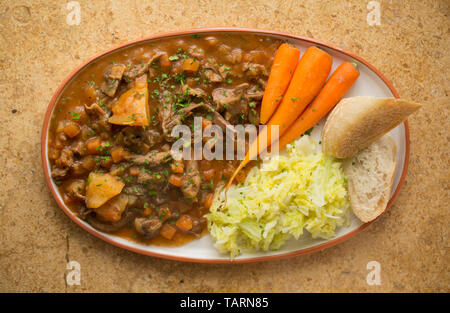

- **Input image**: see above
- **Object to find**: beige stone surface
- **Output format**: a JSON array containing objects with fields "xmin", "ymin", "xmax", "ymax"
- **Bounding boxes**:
[{"xmin": 0, "ymin": 0, "xmax": 448, "ymax": 292}]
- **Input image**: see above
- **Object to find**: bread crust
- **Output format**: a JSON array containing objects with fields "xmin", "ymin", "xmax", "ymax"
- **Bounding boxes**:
[{"xmin": 322, "ymin": 96, "xmax": 421, "ymax": 158}]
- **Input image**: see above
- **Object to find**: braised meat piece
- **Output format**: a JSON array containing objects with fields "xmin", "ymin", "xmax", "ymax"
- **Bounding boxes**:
[
  {"xmin": 134, "ymin": 216, "xmax": 162, "ymax": 238},
  {"xmin": 181, "ymin": 160, "xmax": 201, "ymax": 200}
]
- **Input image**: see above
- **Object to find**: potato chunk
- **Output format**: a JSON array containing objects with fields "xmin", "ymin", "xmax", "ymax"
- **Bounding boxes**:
[
  {"xmin": 93, "ymin": 194, "xmax": 128, "ymax": 222},
  {"xmin": 108, "ymin": 75, "xmax": 149, "ymax": 126},
  {"xmin": 86, "ymin": 172, "xmax": 125, "ymax": 208}
]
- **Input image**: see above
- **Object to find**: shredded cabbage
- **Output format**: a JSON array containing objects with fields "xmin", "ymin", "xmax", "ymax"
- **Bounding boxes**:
[{"xmin": 206, "ymin": 135, "xmax": 349, "ymax": 258}]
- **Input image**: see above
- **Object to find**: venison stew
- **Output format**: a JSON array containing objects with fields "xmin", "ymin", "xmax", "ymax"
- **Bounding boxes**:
[{"xmin": 47, "ymin": 33, "xmax": 281, "ymax": 246}]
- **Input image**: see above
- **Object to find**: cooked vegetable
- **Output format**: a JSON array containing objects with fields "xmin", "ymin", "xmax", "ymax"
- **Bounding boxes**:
[
  {"xmin": 86, "ymin": 172, "xmax": 125, "ymax": 208},
  {"xmin": 277, "ymin": 61, "xmax": 360, "ymax": 150},
  {"xmin": 226, "ymin": 46, "xmax": 333, "ymax": 190},
  {"xmin": 86, "ymin": 137, "xmax": 102, "ymax": 155},
  {"xmin": 168, "ymin": 174, "xmax": 184, "ymax": 187},
  {"xmin": 260, "ymin": 43, "xmax": 300, "ymax": 124},
  {"xmin": 157, "ymin": 207, "xmax": 172, "ymax": 222},
  {"xmin": 203, "ymin": 193, "xmax": 214, "ymax": 209},
  {"xmin": 176, "ymin": 215, "xmax": 193, "ymax": 231},
  {"xmin": 110, "ymin": 146, "xmax": 125, "ymax": 163},
  {"xmin": 170, "ymin": 160, "xmax": 184, "ymax": 174},
  {"xmin": 182, "ymin": 58, "xmax": 200, "ymax": 72},
  {"xmin": 108, "ymin": 75, "xmax": 149, "ymax": 126},
  {"xmin": 93, "ymin": 194, "xmax": 128, "ymax": 222},
  {"xmin": 160, "ymin": 224, "xmax": 177, "ymax": 240},
  {"xmin": 63, "ymin": 122, "xmax": 81, "ymax": 138},
  {"xmin": 207, "ymin": 135, "xmax": 349, "ymax": 257}
]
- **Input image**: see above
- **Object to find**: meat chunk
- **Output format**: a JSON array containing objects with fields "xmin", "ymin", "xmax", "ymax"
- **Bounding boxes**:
[
  {"xmin": 55, "ymin": 148, "xmax": 74, "ymax": 168},
  {"xmin": 108, "ymin": 64, "xmax": 126, "ymax": 80},
  {"xmin": 101, "ymin": 79, "xmax": 120, "ymax": 97},
  {"xmin": 65, "ymin": 179, "xmax": 86, "ymax": 200},
  {"xmin": 182, "ymin": 84, "xmax": 207, "ymax": 98},
  {"xmin": 158, "ymin": 102, "xmax": 204, "ymax": 141},
  {"xmin": 51, "ymin": 166, "xmax": 69, "ymax": 179},
  {"xmin": 84, "ymin": 103, "xmax": 106, "ymax": 117},
  {"xmin": 117, "ymin": 126, "xmax": 149, "ymax": 153},
  {"xmin": 245, "ymin": 85, "xmax": 264, "ymax": 101},
  {"xmin": 181, "ymin": 160, "xmax": 201, "ymax": 200},
  {"xmin": 145, "ymin": 129, "xmax": 163, "ymax": 146},
  {"xmin": 101, "ymin": 64, "xmax": 126, "ymax": 97},
  {"xmin": 242, "ymin": 62, "xmax": 268, "ymax": 78},
  {"xmin": 212, "ymin": 83, "xmax": 249, "ymax": 110},
  {"xmin": 124, "ymin": 51, "xmax": 164, "ymax": 80},
  {"xmin": 125, "ymin": 151, "xmax": 172, "ymax": 166},
  {"xmin": 134, "ymin": 216, "xmax": 162, "ymax": 238},
  {"xmin": 124, "ymin": 185, "xmax": 146, "ymax": 196},
  {"xmin": 248, "ymin": 105, "xmax": 260, "ymax": 125},
  {"xmin": 204, "ymin": 69, "xmax": 222, "ymax": 83}
]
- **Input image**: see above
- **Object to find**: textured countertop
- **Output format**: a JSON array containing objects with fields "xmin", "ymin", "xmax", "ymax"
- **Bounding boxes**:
[{"xmin": 0, "ymin": 0, "xmax": 448, "ymax": 292}]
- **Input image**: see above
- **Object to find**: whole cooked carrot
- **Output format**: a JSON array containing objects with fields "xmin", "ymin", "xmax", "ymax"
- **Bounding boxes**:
[
  {"xmin": 260, "ymin": 43, "xmax": 301, "ymax": 124},
  {"xmin": 277, "ymin": 61, "xmax": 360, "ymax": 150},
  {"xmin": 226, "ymin": 46, "xmax": 332, "ymax": 190}
]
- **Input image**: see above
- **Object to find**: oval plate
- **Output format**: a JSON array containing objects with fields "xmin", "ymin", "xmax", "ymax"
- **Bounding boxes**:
[{"xmin": 41, "ymin": 28, "xmax": 409, "ymax": 263}]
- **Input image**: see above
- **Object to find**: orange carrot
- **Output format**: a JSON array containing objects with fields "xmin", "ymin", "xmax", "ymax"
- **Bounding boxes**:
[
  {"xmin": 160, "ymin": 224, "xmax": 177, "ymax": 240},
  {"xmin": 277, "ymin": 61, "xmax": 360, "ymax": 150},
  {"xmin": 260, "ymin": 43, "xmax": 301, "ymax": 124},
  {"xmin": 168, "ymin": 174, "xmax": 184, "ymax": 187},
  {"xmin": 226, "ymin": 46, "xmax": 333, "ymax": 190},
  {"xmin": 176, "ymin": 215, "xmax": 193, "ymax": 231}
]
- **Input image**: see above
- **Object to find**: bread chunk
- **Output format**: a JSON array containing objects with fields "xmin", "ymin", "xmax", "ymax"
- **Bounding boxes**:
[
  {"xmin": 343, "ymin": 135, "xmax": 397, "ymax": 222},
  {"xmin": 322, "ymin": 96, "xmax": 421, "ymax": 158}
]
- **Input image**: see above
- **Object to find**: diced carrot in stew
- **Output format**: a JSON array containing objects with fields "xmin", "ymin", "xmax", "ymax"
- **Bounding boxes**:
[
  {"xmin": 129, "ymin": 166, "xmax": 141, "ymax": 176},
  {"xmin": 63, "ymin": 122, "xmax": 81, "ymax": 138},
  {"xmin": 176, "ymin": 215, "xmax": 193, "ymax": 231},
  {"xmin": 201, "ymin": 118, "xmax": 212, "ymax": 129},
  {"xmin": 86, "ymin": 137, "xmax": 102, "ymax": 155},
  {"xmin": 159, "ymin": 54, "xmax": 171, "ymax": 68},
  {"xmin": 170, "ymin": 160, "xmax": 184, "ymax": 174},
  {"xmin": 182, "ymin": 58, "xmax": 200, "ymax": 72},
  {"xmin": 168, "ymin": 174, "xmax": 183, "ymax": 187},
  {"xmin": 158, "ymin": 207, "xmax": 172, "ymax": 222},
  {"xmin": 110, "ymin": 146, "xmax": 124, "ymax": 163},
  {"xmin": 142, "ymin": 204, "xmax": 152, "ymax": 217},
  {"xmin": 160, "ymin": 224, "xmax": 177, "ymax": 240},
  {"xmin": 203, "ymin": 193, "xmax": 214, "ymax": 209}
]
